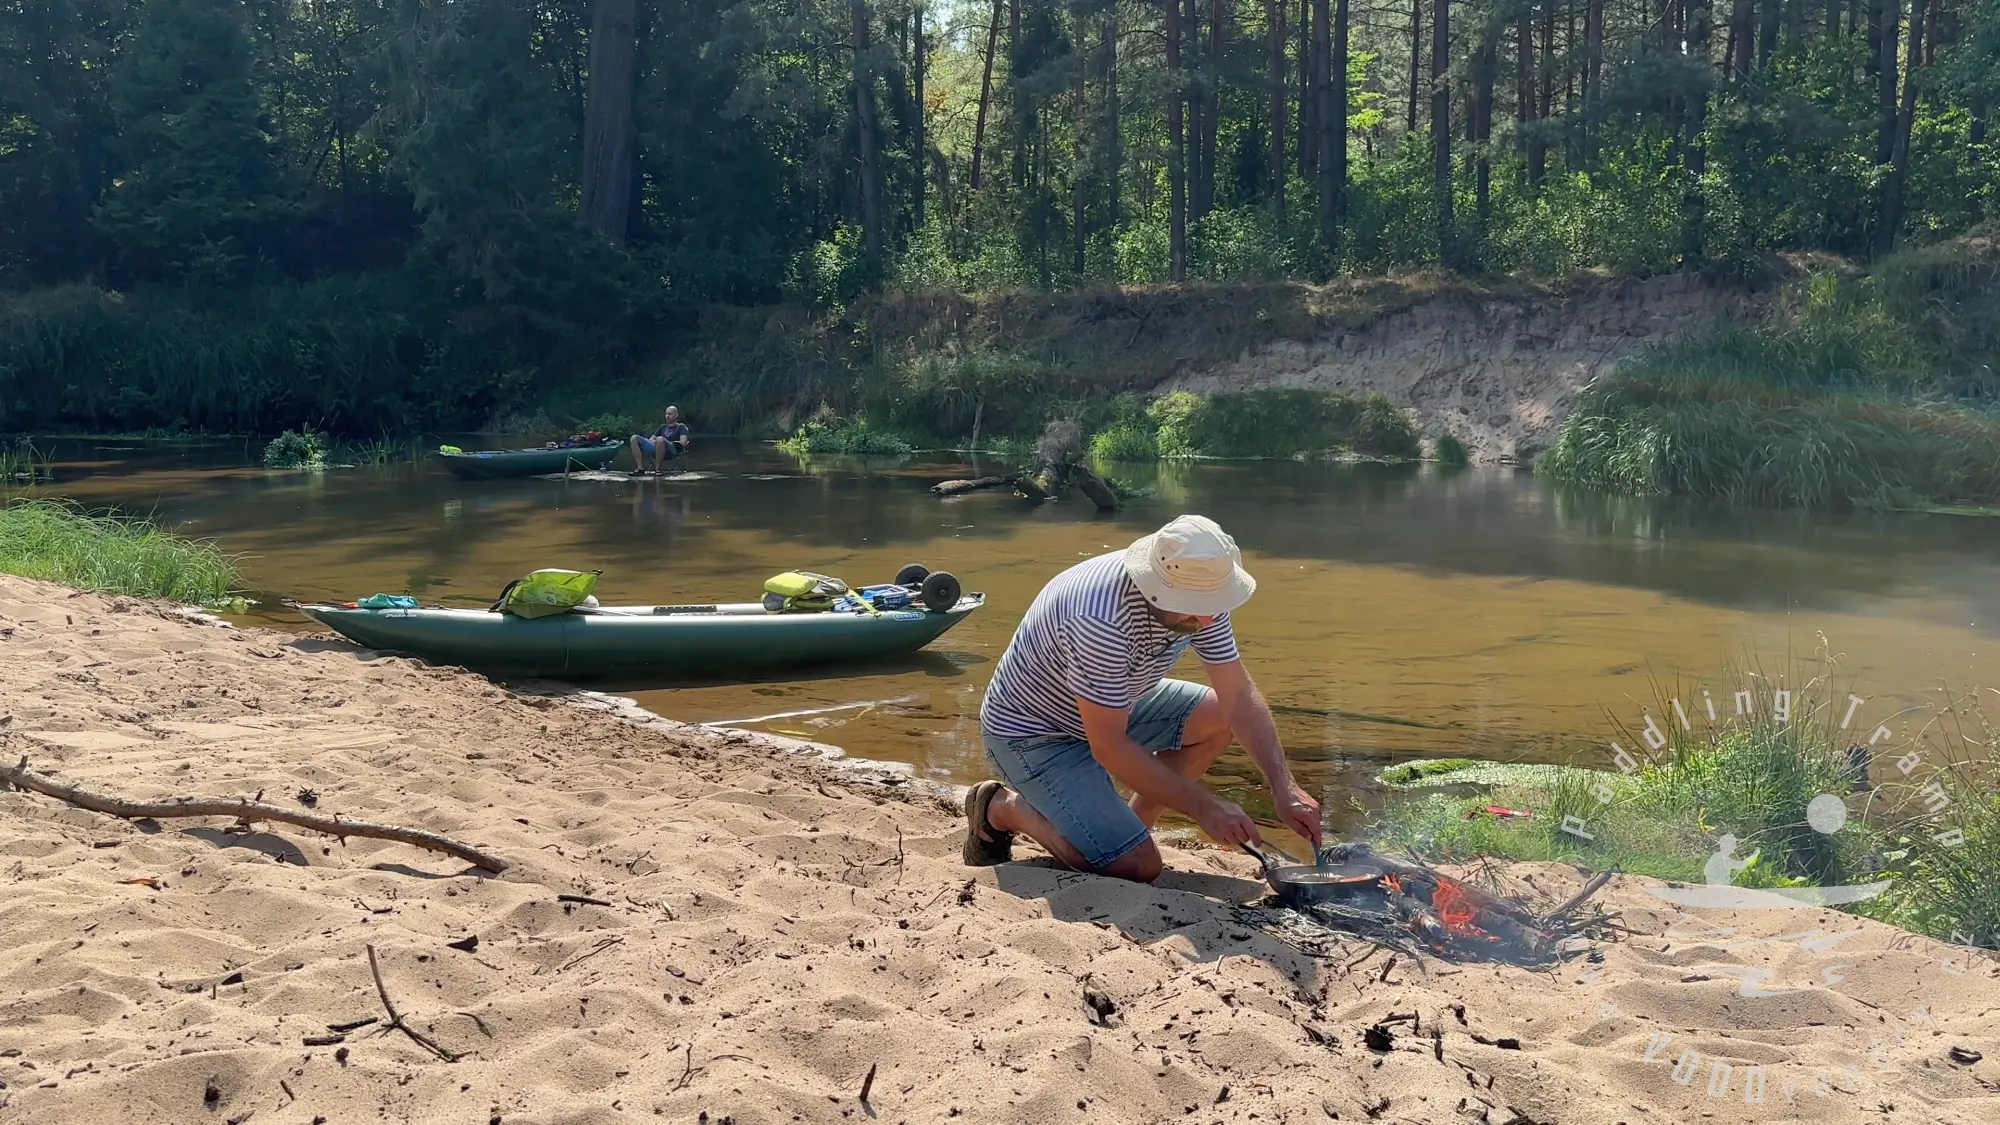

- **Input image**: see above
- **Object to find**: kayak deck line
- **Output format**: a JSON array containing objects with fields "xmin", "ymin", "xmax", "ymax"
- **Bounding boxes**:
[
  {"xmin": 297, "ymin": 594, "xmax": 984, "ymax": 679},
  {"xmin": 700, "ymin": 695, "xmax": 924, "ymax": 729}
]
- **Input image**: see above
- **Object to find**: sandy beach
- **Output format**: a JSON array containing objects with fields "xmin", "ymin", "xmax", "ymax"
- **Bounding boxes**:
[{"xmin": 1, "ymin": 574, "xmax": 1995, "ymax": 1125}]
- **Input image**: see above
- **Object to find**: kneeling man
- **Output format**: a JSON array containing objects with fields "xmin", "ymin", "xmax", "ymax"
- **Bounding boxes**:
[{"xmin": 963, "ymin": 514, "xmax": 1322, "ymax": 882}]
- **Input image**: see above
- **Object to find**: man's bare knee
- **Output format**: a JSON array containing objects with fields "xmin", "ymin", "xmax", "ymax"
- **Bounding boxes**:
[{"xmin": 1099, "ymin": 842, "xmax": 1164, "ymax": 883}]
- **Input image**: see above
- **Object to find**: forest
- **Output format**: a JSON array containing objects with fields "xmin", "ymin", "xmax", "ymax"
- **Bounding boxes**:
[{"xmin": 1, "ymin": 0, "xmax": 1996, "ymax": 436}]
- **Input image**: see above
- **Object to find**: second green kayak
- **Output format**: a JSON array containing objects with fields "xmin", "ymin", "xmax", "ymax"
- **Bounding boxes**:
[
  {"xmin": 439, "ymin": 441, "xmax": 625, "ymax": 480},
  {"xmin": 298, "ymin": 595, "xmax": 983, "ymax": 678}
]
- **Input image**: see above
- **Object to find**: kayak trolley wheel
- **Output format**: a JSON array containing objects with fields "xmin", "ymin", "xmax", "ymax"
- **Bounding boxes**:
[
  {"xmin": 895, "ymin": 562, "xmax": 930, "ymax": 588},
  {"xmin": 919, "ymin": 570, "xmax": 961, "ymax": 613}
]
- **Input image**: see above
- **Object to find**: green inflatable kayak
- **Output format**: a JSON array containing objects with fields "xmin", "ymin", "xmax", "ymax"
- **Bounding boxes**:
[
  {"xmin": 297, "ymin": 594, "xmax": 983, "ymax": 678},
  {"xmin": 439, "ymin": 441, "xmax": 625, "ymax": 480}
]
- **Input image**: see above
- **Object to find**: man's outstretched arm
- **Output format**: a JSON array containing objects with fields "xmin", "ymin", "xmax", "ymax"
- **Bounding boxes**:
[{"xmin": 1204, "ymin": 657, "xmax": 1323, "ymax": 850}]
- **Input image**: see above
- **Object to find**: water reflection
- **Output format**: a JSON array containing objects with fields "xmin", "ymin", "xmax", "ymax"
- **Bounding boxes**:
[{"xmin": 21, "ymin": 436, "xmax": 2000, "ymax": 833}]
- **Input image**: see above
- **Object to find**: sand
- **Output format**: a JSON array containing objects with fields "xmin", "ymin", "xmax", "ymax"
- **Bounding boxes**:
[{"xmin": 1, "ymin": 575, "xmax": 1995, "ymax": 1125}]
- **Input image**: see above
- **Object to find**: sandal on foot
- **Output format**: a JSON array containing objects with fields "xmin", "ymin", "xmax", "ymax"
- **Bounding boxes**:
[{"xmin": 961, "ymin": 780, "xmax": 1015, "ymax": 866}]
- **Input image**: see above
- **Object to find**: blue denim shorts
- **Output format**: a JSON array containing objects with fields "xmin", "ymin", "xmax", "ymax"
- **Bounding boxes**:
[
  {"xmin": 634, "ymin": 435, "xmax": 682, "ymax": 459},
  {"xmin": 981, "ymin": 678, "xmax": 1212, "ymax": 869}
]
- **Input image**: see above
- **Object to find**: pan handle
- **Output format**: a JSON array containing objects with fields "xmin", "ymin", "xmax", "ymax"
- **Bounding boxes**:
[{"xmin": 1239, "ymin": 841, "xmax": 1302, "ymax": 869}]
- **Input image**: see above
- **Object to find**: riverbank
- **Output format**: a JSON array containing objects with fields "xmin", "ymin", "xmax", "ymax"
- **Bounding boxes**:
[
  {"xmin": 11, "ymin": 237, "xmax": 1997, "ymax": 505},
  {"xmin": 2, "ymin": 575, "xmax": 1996, "ymax": 1125}
]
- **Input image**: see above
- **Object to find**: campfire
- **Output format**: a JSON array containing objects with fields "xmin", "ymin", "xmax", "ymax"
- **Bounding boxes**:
[{"xmin": 1246, "ymin": 842, "xmax": 1615, "ymax": 965}]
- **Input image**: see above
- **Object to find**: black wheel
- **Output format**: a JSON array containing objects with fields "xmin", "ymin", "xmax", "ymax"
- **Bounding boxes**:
[
  {"xmin": 894, "ymin": 562, "xmax": 930, "ymax": 588},
  {"xmin": 919, "ymin": 570, "xmax": 961, "ymax": 613}
]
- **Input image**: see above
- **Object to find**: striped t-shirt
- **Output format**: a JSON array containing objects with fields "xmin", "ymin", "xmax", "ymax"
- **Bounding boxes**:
[{"xmin": 979, "ymin": 551, "xmax": 1240, "ymax": 741}]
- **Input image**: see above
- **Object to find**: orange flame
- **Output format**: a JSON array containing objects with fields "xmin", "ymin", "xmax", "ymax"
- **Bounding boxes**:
[{"xmin": 1430, "ymin": 878, "xmax": 1483, "ymax": 936}]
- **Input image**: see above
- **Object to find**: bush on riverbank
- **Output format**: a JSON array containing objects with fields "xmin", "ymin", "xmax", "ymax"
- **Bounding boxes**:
[
  {"xmin": 1541, "ymin": 230, "xmax": 2000, "ymax": 510},
  {"xmin": 1367, "ymin": 667, "xmax": 1998, "ymax": 946},
  {"xmin": 1089, "ymin": 389, "xmax": 1422, "ymax": 462},
  {"xmin": 775, "ymin": 414, "xmax": 915, "ymax": 457},
  {"xmin": 262, "ymin": 430, "xmax": 326, "ymax": 469},
  {"xmin": 0, "ymin": 500, "xmax": 238, "ymax": 604}
]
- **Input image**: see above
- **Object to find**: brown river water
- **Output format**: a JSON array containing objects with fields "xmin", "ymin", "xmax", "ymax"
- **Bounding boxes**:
[{"xmin": 29, "ymin": 437, "xmax": 2000, "ymax": 833}]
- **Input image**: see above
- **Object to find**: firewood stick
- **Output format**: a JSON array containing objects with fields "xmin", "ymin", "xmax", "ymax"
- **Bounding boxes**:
[
  {"xmin": 0, "ymin": 757, "xmax": 508, "ymax": 873},
  {"xmin": 367, "ymin": 944, "xmax": 460, "ymax": 1062}
]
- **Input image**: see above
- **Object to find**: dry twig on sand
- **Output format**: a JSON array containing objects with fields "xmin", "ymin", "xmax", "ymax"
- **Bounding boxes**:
[
  {"xmin": 0, "ymin": 756, "xmax": 509, "ymax": 873},
  {"xmin": 366, "ymin": 944, "xmax": 460, "ymax": 1062}
]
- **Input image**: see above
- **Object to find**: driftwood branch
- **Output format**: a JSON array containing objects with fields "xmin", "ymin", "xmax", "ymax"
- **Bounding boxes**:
[
  {"xmin": 1542, "ymin": 869, "xmax": 1616, "ymax": 925},
  {"xmin": 0, "ymin": 757, "xmax": 509, "ymax": 873},
  {"xmin": 929, "ymin": 473, "xmax": 1021, "ymax": 496},
  {"xmin": 367, "ymin": 944, "xmax": 460, "ymax": 1062}
]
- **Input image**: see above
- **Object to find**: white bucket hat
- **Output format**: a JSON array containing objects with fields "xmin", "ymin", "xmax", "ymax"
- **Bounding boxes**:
[{"xmin": 1124, "ymin": 514, "xmax": 1257, "ymax": 616}]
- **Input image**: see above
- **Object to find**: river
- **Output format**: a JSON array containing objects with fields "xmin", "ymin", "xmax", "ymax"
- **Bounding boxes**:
[{"xmin": 28, "ymin": 437, "xmax": 2000, "ymax": 832}]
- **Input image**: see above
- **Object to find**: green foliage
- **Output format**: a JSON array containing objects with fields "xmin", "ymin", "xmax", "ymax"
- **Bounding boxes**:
[
  {"xmin": 0, "ymin": 498, "xmax": 238, "ymax": 603},
  {"xmin": 785, "ymin": 226, "xmax": 872, "ymax": 309},
  {"xmin": 576, "ymin": 412, "xmax": 638, "ymax": 438},
  {"xmin": 1090, "ymin": 420, "xmax": 1157, "ymax": 462},
  {"xmin": 1135, "ymin": 388, "xmax": 1420, "ymax": 460},
  {"xmin": 775, "ymin": 415, "xmax": 914, "ymax": 457},
  {"xmin": 1370, "ymin": 663, "xmax": 1886, "ymax": 896},
  {"xmin": 93, "ymin": 0, "xmax": 288, "ymax": 282},
  {"xmin": 261, "ymin": 429, "xmax": 326, "ymax": 468},
  {"xmin": 1434, "ymin": 433, "xmax": 1469, "ymax": 468},
  {"xmin": 0, "ymin": 439, "xmax": 54, "ymax": 484},
  {"xmin": 1861, "ymin": 688, "xmax": 2000, "ymax": 947},
  {"xmin": 1542, "ymin": 241, "xmax": 2000, "ymax": 509}
]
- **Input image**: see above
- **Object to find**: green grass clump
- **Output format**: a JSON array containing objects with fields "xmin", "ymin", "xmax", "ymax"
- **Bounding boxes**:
[
  {"xmin": 1090, "ymin": 420, "xmax": 1157, "ymax": 462},
  {"xmin": 1540, "ymin": 241, "xmax": 2000, "ymax": 510},
  {"xmin": 1, "ymin": 438, "xmax": 54, "ymax": 484},
  {"xmin": 1369, "ymin": 661, "xmax": 1899, "ymax": 902},
  {"xmin": 1862, "ymin": 688, "xmax": 2000, "ymax": 947},
  {"xmin": 262, "ymin": 429, "xmax": 327, "ymax": 469},
  {"xmin": 0, "ymin": 499, "xmax": 239, "ymax": 604},
  {"xmin": 776, "ymin": 416, "xmax": 915, "ymax": 457}
]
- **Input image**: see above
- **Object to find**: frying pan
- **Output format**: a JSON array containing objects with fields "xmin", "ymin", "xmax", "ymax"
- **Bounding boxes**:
[{"xmin": 1241, "ymin": 842, "xmax": 1391, "ymax": 908}]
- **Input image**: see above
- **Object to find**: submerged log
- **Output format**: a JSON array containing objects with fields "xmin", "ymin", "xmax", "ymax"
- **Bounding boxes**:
[
  {"xmin": 1070, "ymin": 463, "xmax": 1119, "ymax": 512},
  {"xmin": 930, "ymin": 474, "xmax": 1021, "ymax": 496}
]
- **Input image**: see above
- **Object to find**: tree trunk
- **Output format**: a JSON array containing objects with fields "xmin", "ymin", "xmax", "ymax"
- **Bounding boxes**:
[
  {"xmin": 1202, "ymin": 0, "xmax": 1223, "ymax": 217},
  {"xmin": 1537, "ymin": 0, "xmax": 1554, "ymax": 179},
  {"xmin": 1184, "ymin": 0, "xmax": 1203, "ymax": 219},
  {"xmin": 1877, "ymin": 0, "xmax": 1925, "ymax": 252},
  {"xmin": 913, "ymin": 3, "xmax": 926, "ymax": 228},
  {"xmin": 1518, "ymin": 10, "xmax": 1540, "ymax": 189},
  {"xmin": 1103, "ymin": 17, "xmax": 1122, "ymax": 227},
  {"xmin": 1010, "ymin": 0, "xmax": 1026, "ymax": 188},
  {"xmin": 1408, "ymin": 0, "xmax": 1424, "ymax": 136},
  {"xmin": 1268, "ymin": 0, "xmax": 1288, "ymax": 211},
  {"xmin": 1728, "ymin": 0, "xmax": 1755, "ymax": 75},
  {"xmin": 971, "ymin": 0, "xmax": 1001, "ymax": 189},
  {"xmin": 852, "ymin": 0, "xmax": 884, "ymax": 272},
  {"xmin": 578, "ymin": 0, "xmax": 638, "ymax": 243},
  {"xmin": 1331, "ymin": 0, "xmax": 1348, "ymax": 231},
  {"xmin": 1168, "ymin": 0, "xmax": 1188, "ymax": 280},
  {"xmin": 1312, "ymin": 0, "xmax": 1332, "ymax": 238},
  {"xmin": 1474, "ymin": 30, "xmax": 1495, "ymax": 227},
  {"xmin": 1584, "ymin": 0, "xmax": 1604, "ymax": 166},
  {"xmin": 1681, "ymin": 0, "xmax": 1712, "ymax": 262},
  {"xmin": 1432, "ymin": 0, "xmax": 1452, "ymax": 264},
  {"xmin": 1870, "ymin": 0, "xmax": 1899, "ymax": 164},
  {"xmin": 1759, "ymin": 0, "xmax": 1782, "ymax": 63},
  {"xmin": 1299, "ymin": 0, "xmax": 1317, "ymax": 179},
  {"xmin": 1073, "ymin": 31, "xmax": 1087, "ymax": 277}
]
